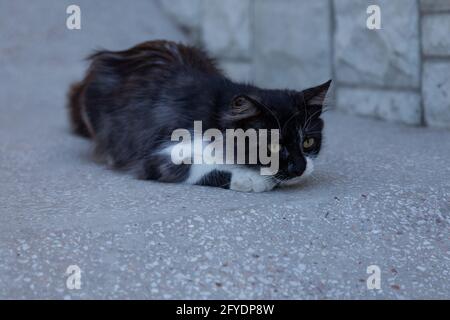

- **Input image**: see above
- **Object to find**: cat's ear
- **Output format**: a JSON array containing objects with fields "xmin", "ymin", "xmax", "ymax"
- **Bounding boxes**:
[
  {"xmin": 302, "ymin": 80, "xmax": 332, "ymax": 107},
  {"xmin": 228, "ymin": 95, "xmax": 261, "ymax": 121}
]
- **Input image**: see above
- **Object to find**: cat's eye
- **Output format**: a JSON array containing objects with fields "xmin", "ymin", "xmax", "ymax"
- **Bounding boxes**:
[
  {"xmin": 268, "ymin": 143, "xmax": 281, "ymax": 153},
  {"xmin": 303, "ymin": 138, "xmax": 315, "ymax": 149}
]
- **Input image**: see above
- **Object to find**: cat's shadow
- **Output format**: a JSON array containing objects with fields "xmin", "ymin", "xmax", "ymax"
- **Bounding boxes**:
[{"xmin": 276, "ymin": 173, "xmax": 336, "ymax": 192}]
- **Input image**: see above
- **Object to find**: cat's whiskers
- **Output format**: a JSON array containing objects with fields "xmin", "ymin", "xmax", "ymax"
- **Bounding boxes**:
[
  {"xmin": 308, "ymin": 172, "xmax": 320, "ymax": 182},
  {"xmin": 282, "ymin": 109, "xmax": 303, "ymax": 132},
  {"xmin": 304, "ymin": 106, "xmax": 332, "ymax": 132},
  {"xmin": 304, "ymin": 108, "xmax": 325, "ymax": 132},
  {"xmin": 257, "ymin": 100, "xmax": 282, "ymax": 133}
]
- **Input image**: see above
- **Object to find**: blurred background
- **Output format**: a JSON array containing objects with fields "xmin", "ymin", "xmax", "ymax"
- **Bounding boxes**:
[{"xmin": 1, "ymin": 0, "xmax": 449, "ymax": 129}]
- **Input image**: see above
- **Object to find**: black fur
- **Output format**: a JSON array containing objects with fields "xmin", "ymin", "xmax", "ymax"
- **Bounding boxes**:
[
  {"xmin": 197, "ymin": 170, "xmax": 232, "ymax": 189},
  {"xmin": 68, "ymin": 40, "xmax": 331, "ymax": 188}
]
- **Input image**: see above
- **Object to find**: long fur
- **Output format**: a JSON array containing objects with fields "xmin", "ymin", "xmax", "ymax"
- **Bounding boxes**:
[{"xmin": 67, "ymin": 40, "xmax": 331, "ymax": 192}]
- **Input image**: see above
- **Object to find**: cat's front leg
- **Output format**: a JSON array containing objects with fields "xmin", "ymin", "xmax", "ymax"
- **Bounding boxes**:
[
  {"xmin": 188, "ymin": 164, "xmax": 276, "ymax": 192},
  {"xmin": 229, "ymin": 167, "xmax": 277, "ymax": 193}
]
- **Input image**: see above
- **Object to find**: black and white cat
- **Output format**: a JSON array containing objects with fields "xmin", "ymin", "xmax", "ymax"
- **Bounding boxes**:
[{"xmin": 68, "ymin": 40, "xmax": 331, "ymax": 192}]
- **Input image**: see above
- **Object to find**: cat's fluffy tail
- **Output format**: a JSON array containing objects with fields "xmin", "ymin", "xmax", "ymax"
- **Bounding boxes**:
[{"xmin": 67, "ymin": 81, "xmax": 91, "ymax": 138}]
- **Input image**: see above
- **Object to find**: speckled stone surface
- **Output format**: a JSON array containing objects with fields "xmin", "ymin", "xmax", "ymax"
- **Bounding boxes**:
[
  {"xmin": 0, "ymin": 0, "xmax": 449, "ymax": 300},
  {"xmin": 1, "ymin": 107, "xmax": 449, "ymax": 299}
]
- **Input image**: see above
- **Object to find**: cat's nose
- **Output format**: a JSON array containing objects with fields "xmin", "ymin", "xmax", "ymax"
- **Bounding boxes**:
[{"xmin": 288, "ymin": 162, "xmax": 306, "ymax": 177}]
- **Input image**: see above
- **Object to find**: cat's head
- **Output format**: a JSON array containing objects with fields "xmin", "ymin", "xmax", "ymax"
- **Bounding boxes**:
[{"xmin": 225, "ymin": 80, "xmax": 332, "ymax": 186}]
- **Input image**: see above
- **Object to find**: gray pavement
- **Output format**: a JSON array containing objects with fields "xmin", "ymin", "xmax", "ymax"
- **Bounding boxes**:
[{"xmin": 1, "ymin": 107, "xmax": 449, "ymax": 298}]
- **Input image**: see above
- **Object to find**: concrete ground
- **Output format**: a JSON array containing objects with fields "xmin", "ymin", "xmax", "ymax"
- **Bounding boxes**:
[
  {"xmin": 1, "ymin": 106, "xmax": 449, "ymax": 299},
  {"xmin": 0, "ymin": 0, "xmax": 449, "ymax": 300}
]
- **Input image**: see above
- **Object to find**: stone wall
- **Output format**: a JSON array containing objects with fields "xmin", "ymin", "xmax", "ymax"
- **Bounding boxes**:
[
  {"xmin": 421, "ymin": 0, "xmax": 450, "ymax": 128},
  {"xmin": 334, "ymin": 0, "xmax": 421, "ymax": 125},
  {"xmin": 162, "ymin": 0, "xmax": 450, "ymax": 128}
]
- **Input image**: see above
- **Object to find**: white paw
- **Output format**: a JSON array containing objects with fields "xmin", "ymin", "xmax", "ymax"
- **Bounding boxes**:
[{"xmin": 230, "ymin": 169, "xmax": 275, "ymax": 193}]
